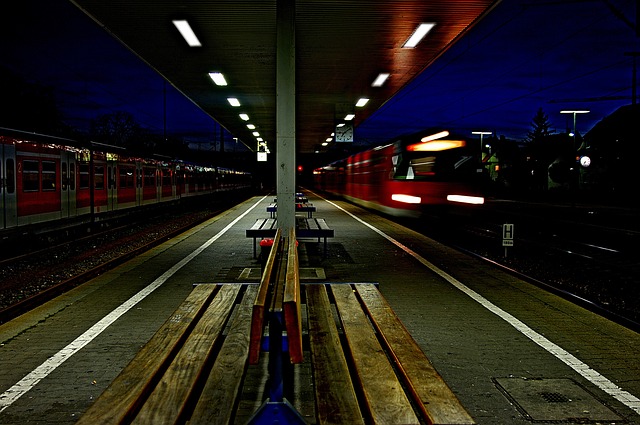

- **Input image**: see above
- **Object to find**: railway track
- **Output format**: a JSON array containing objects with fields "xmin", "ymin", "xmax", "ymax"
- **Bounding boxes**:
[
  {"xmin": 406, "ymin": 202, "xmax": 640, "ymax": 331},
  {"xmin": 0, "ymin": 199, "xmax": 243, "ymax": 324}
]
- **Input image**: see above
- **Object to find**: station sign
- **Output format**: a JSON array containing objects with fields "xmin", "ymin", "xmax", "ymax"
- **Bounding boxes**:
[{"xmin": 502, "ymin": 223, "xmax": 514, "ymax": 247}]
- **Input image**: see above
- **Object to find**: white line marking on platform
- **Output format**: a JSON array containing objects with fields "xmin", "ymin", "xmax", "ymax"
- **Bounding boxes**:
[
  {"xmin": 0, "ymin": 197, "xmax": 265, "ymax": 413},
  {"xmin": 322, "ymin": 195, "xmax": 640, "ymax": 416}
]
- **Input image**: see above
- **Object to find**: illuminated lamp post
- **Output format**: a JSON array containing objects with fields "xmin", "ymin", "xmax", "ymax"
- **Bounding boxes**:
[
  {"xmin": 560, "ymin": 110, "xmax": 589, "ymax": 150},
  {"xmin": 472, "ymin": 131, "xmax": 492, "ymax": 164},
  {"xmin": 560, "ymin": 110, "xmax": 589, "ymax": 192}
]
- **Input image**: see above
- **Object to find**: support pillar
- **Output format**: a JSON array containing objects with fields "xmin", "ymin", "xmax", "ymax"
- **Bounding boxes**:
[{"xmin": 276, "ymin": 0, "xmax": 296, "ymax": 233}]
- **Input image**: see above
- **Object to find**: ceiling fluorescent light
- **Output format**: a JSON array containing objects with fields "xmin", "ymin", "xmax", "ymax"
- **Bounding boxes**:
[
  {"xmin": 252, "ymin": 132, "xmax": 260, "ymax": 137},
  {"xmin": 344, "ymin": 114, "xmax": 355, "ymax": 120},
  {"xmin": 227, "ymin": 98, "xmax": 241, "ymax": 107},
  {"xmin": 239, "ymin": 113, "xmax": 250, "ymax": 121},
  {"xmin": 403, "ymin": 23, "xmax": 436, "ymax": 48},
  {"xmin": 208, "ymin": 72, "xmax": 227, "ymax": 86},
  {"xmin": 172, "ymin": 20, "xmax": 201, "ymax": 47},
  {"xmin": 247, "ymin": 124, "xmax": 256, "ymax": 129},
  {"xmin": 372, "ymin": 73, "xmax": 390, "ymax": 87},
  {"xmin": 356, "ymin": 98, "xmax": 369, "ymax": 107}
]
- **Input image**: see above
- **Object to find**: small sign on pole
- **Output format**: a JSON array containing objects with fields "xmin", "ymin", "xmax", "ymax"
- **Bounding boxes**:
[{"xmin": 502, "ymin": 223, "xmax": 514, "ymax": 257}]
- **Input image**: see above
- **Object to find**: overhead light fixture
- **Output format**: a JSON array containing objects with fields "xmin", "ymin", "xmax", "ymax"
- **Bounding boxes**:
[
  {"xmin": 239, "ymin": 113, "xmax": 250, "ymax": 121},
  {"xmin": 325, "ymin": 137, "xmax": 332, "ymax": 142},
  {"xmin": 372, "ymin": 73, "xmax": 390, "ymax": 87},
  {"xmin": 336, "ymin": 123, "xmax": 345, "ymax": 128},
  {"xmin": 252, "ymin": 132, "xmax": 260, "ymax": 137},
  {"xmin": 208, "ymin": 72, "xmax": 227, "ymax": 86},
  {"xmin": 322, "ymin": 142, "xmax": 329, "ymax": 146},
  {"xmin": 403, "ymin": 23, "xmax": 436, "ymax": 48},
  {"xmin": 356, "ymin": 98, "xmax": 369, "ymax": 107},
  {"xmin": 172, "ymin": 20, "xmax": 202, "ymax": 47},
  {"xmin": 256, "ymin": 137, "xmax": 264, "ymax": 142},
  {"xmin": 247, "ymin": 124, "xmax": 256, "ymax": 129},
  {"xmin": 227, "ymin": 98, "xmax": 240, "ymax": 107},
  {"xmin": 344, "ymin": 114, "xmax": 355, "ymax": 120}
]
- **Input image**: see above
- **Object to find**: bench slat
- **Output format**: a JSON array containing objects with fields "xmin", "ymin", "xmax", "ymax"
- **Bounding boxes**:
[
  {"xmin": 189, "ymin": 285, "xmax": 258, "ymax": 424},
  {"xmin": 355, "ymin": 284, "xmax": 476, "ymax": 425},
  {"xmin": 284, "ymin": 228, "xmax": 303, "ymax": 363},
  {"xmin": 307, "ymin": 284, "xmax": 365, "ymax": 425},
  {"xmin": 76, "ymin": 284, "xmax": 218, "ymax": 425},
  {"xmin": 316, "ymin": 218, "xmax": 330, "ymax": 231},
  {"xmin": 133, "ymin": 284, "xmax": 242, "ymax": 424},
  {"xmin": 249, "ymin": 229, "xmax": 282, "ymax": 364},
  {"xmin": 331, "ymin": 284, "xmax": 420, "ymax": 424}
]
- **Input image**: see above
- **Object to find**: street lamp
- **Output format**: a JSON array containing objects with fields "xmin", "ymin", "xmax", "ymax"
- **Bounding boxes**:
[
  {"xmin": 472, "ymin": 131, "xmax": 492, "ymax": 162},
  {"xmin": 560, "ymin": 110, "xmax": 589, "ymax": 149}
]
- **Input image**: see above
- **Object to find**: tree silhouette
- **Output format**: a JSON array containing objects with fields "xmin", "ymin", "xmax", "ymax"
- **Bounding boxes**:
[
  {"xmin": 90, "ymin": 111, "xmax": 140, "ymax": 147},
  {"xmin": 526, "ymin": 107, "xmax": 552, "ymax": 143}
]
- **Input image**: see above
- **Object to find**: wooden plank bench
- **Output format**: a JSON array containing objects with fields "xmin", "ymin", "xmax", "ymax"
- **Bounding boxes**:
[
  {"xmin": 307, "ymin": 283, "xmax": 476, "ymax": 425},
  {"xmin": 77, "ymin": 282, "xmax": 257, "ymax": 425},
  {"xmin": 79, "ymin": 228, "xmax": 474, "ymax": 425},
  {"xmin": 246, "ymin": 217, "xmax": 334, "ymax": 257},
  {"xmin": 267, "ymin": 202, "xmax": 317, "ymax": 218}
]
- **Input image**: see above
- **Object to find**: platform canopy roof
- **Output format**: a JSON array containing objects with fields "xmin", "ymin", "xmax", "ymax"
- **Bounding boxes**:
[{"xmin": 69, "ymin": 0, "xmax": 500, "ymax": 154}]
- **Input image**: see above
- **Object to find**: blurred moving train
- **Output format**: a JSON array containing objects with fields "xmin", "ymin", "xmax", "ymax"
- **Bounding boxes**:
[
  {"xmin": 313, "ymin": 130, "xmax": 486, "ymax": 217},
  {"xmin": 0, "ymin": 130, "xmax": 252, "ymax": 231}
]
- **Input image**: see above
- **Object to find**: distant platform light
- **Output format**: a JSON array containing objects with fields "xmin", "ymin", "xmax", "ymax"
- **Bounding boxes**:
[
  {"xmin": 447, "ymin": 195, "xmax": 485, "ymax": 205},
  {"xmin": 239, "ymin": 113, "xmax": 250, "ymax": 121},
  {"xmin": 172, "ymin": 20, "xmax": 202, "ymax": 47},
  {"xmin": 356, "ymin": 98, "xmax": 370, "ymax": 107},
  {"xmin": 372, "ymin": 73, "xmax": 390, "ymax": 87},
  {"xmin": 344, "ymin": 114, "xmax": 356, "ymax": 120},
  {"xmin": 208, "ymin": 72, "xmax": 227, "ymax": 86},
  {"xmin": 247, "ymin": 124, "xmax": 256, "ymax": 129},
  {"xmin": 227, "ymin": 98, "xmax": 241, "ymax": 107}
]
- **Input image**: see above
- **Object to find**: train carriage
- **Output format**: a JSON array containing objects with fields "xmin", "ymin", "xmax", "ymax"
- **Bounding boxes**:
[
  {"xmin": 0, "ymin": 131, "xmax": 251, "ymax": 233},
  {"xmin": 314, "ymin": 130, "xmax": 486, "ymax": 217}
]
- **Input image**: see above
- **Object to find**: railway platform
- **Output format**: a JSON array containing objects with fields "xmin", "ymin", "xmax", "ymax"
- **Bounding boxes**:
[{"xmin": 0, "ymin": 191, "xmax": 638, "ymax": 424}]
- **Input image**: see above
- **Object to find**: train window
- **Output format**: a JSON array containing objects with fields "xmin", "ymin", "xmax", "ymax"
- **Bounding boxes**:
[
  {"xmin": 22, "ymin": 160, "xmax": 40, "ymax": 192},
  {"xmin": 42, "ymin": 161, "xmax": 56, "ymax": 191},
  {"xmin": 162, "ymin": 169, "xmax": 171, "ymax": 187},
  {"xmin": 144, "ymin": 168, "xmax": 155, "ymax": 187},
  {"xmin": 69, "ymin": 162, "xmax": 75, "ymax": 190},
  {"xmin": 94, "ymin": 165, "xmax": 105, "ymax": 190},
  {"xmin": 79, "ymin": 163, "xmax": 90, "ymax": 189},
  {"xmin": 119, "ymin": 166, "xmax": 135, "ymax": 188},
  {"xmin": 5, "ymin": 159, "xmax": 15, "ymax": 194},
  {"xmin": 62, "ymin": 162, "xmax": 68, "ymax": 191}
]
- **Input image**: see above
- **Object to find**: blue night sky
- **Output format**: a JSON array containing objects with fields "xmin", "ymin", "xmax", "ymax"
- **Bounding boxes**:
[
  {"xmin": 358, "ymin": 0, "xmax": 638, "ymax": 146},
  {"xmin": 1, "ymin": 0, "xmax": 637, "ymax": 148}
]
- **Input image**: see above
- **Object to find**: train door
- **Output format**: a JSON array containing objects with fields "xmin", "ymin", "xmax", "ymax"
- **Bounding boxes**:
[
  {"xmin": 136, "ymin": 162, "xmax": 143, "ymax": 206},
  {"xmin": 60, "ymin": 150, "xmax": 77, "ymax": 218},
  {"xmin": 107, "ymin": 160, "xmax": 117, "ymax": 210},
  {"xmin": 1, "ymin": 144, "xmax": 17, "ymax": 229}
]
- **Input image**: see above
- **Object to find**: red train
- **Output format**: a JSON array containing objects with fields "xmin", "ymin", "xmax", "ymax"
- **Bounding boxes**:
[
  {"xmin": 0, "ymin": 131, "xmax": 251, "ymax": 231},
  {"xmin": 313, "ymin": 130, "xmax": 486, "ymax": 217}
]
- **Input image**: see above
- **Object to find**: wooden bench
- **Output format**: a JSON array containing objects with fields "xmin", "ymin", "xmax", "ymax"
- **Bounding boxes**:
[
  {"xmin": 267, "ymin": 202, "xmax": 317, "ymax": 218},
  {"xmin": 307, "ymin": 283, "xmax": 475, "ymax": 425},
  {"xmin": 246, "ymin": 217, "xmax": 334, "ymax": 257},
  {"xmin": 79, "ymin": 228, "xmax": 474, "ymax": 425}
]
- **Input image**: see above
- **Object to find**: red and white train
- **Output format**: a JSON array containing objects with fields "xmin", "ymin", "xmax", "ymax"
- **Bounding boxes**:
[
  {"xmin": 313, "ymin": 130, "xmax": 486, "ymax": 217},
  {"xmin": 0, "ymin": 131, "xmax": 251, "ymax": 231}
]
